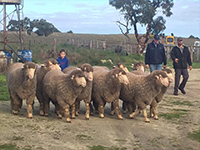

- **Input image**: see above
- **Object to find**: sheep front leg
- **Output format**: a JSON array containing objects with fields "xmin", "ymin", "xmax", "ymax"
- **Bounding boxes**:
[
  {"xmin": 26, "ymin": 95, "xmax": 35, "ymax": 119},
  {"xmin": 10, "ymin": 93, "xmax": 21, "ymax": 115},
  {"xmin": 113, "ymin": 99, "xmax": 123, "ymax": 120},
  {"xmin": 98, "ymin": 104, "xmax": 104, "ymax": 118},
  {"xmin": 64, "ymin": 104, "xmax": 71, "ymax": 123},
  {"xmin": 129, "ymin": 109, "xmax": 140, "ymax": 119},
  {"xmin": 71, "ymin": 104, "xmax": 76, "ymax": 119},
  {"xmin": 110, "ymin": 102, "xmax": 115, "ymax": 116},
  {"xmin": 152, "ymin": 106, "xmax": 158, "ymax": 120},
  {"xmin": 85, "ymin": 102, "xmax": 90, "ymax": 120},
  {"xmin": 143, "ymin": 109, "xmax": 150, "ymax": 123}
]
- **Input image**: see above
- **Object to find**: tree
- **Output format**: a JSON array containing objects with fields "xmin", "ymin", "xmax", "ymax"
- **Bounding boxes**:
[
  {"xmin": 109, "ymin": 0, "xmax": 174, "ymax": 53},
  {"xmin": 7, "ymin": 17, "xmax": 60, "ymax": 36}
]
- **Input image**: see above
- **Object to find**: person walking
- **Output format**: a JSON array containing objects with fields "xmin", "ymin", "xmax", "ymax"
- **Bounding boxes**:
[
  {"xmin": 57, "ymin": 49, "xmax": 69, "ymax": 71},
  {"xmin": 145, "ymin": 34, "xmax": 167, "ymax": 73},
  {"xmin": 170, "ymin": 37, "xmax": 192, "ymax": 95}
]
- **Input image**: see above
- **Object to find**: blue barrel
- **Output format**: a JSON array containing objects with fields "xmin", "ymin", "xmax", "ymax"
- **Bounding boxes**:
[
  {"xmin": 18, "ymin": 50, "xmax": 32, "ymax": 62},
  {"xmin": 4, "ymin": 51, "xmax": 13, "ymax": 63}
]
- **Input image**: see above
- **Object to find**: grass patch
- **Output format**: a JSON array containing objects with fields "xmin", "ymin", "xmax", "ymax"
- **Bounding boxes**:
[
  {"xmin": 0, "ymin": 75, "xmax": 9, "ymax": 101},
  {"xmin": 188, "ymin": 129, "xmax": 200, "ymax": 142},
  {"xmin": 88, "ymin": 145, "xmax": 127, "ymax": 150},
  {"xmin": 172, "ymin": 109, "xmax": 189, "ymax": 112},
  {"xmin": 0, "ymin": 144, "xmax": 19, "ymax": 150},
  {"xmin": 76, "ymin": 134, "xmax": 93, "ymax": 140},
  {"xmin": 159, "ymin": 112, "xmax": 187, "ymax": 120},
  {"xmin": 172, "ymin": 101, "xmax": 194, "ymax": 106}
]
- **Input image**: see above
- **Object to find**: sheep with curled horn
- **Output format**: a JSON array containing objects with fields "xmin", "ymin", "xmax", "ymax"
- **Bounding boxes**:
[
  {"xmin": 6, "ymin": 62, "xmax": 37, "ymax": 118},
  {"xmin": 63, "ymin": 63, "xmax": 93, "ymax": 120},
  {"xmin": 42, "ymin": 69, "xmax": 86, "ymax": 123},
  {"xmin": 36, "ymin": 58, "xmax": 61, "ymax": 116},
  {"xmin": 150, "ymin": 68, "xmax": 174, "ymax": 120},
  {"xmin": 119, "ymin": 70, "xmax": 169, "ymax": 123},
  {"xmin": 92, "ymin": 67, "xmax": 129, "ymax": 120}
]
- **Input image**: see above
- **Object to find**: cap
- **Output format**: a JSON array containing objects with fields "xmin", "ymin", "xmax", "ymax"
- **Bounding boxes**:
[
  {"xmin": 154, "ymin": 35, "xmax": 160, "ymax": 40},
  {"xmin": 177, "ymin": 37, "xmax": 183, "ymax": 42}
]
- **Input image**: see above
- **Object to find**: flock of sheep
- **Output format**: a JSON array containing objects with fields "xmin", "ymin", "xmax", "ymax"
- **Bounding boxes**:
[{"xmin": 6, "ymin": 59, "xmax": 173, "ymax": 123}]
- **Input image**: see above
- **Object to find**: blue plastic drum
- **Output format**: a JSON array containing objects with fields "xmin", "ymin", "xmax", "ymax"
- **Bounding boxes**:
[{"xmin": 18, "ymin": 50, "xmax": 32, "ymax": 62}]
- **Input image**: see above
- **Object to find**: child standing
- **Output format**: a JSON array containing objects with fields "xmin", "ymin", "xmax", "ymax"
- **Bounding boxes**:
[{"xmin": 57, "ymin": 49, "xmax": 69, "ymax": 71}]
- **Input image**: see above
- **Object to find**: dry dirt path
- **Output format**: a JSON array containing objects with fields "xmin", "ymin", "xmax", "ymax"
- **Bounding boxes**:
[{"xmin": 0, "ymin": 69, "xmax": 200, "ymax": 150}]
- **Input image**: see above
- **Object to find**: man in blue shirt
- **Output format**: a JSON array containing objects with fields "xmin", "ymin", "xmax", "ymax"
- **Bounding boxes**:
[
  {"xmin": 145, "ymin": 35, "xmax": 167, "ymax": 73},
  {"xmin": 57, "ymin": 49, "xmax": 69, "ymax": 71}
]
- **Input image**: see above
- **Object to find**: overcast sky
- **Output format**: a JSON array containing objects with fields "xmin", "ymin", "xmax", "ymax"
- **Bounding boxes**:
[{"xmin": 1, "ymin": 0, "xmax": 200, "ymax": 38}]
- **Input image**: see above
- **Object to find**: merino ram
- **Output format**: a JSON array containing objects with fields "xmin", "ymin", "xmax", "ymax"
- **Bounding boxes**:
[
  {"xmin": 36, "ymin": 58, "xmax": 61, "ymax": 116},
  {"xmin": 63, "ymin": 63, "xmax": 93, "ymax": 119},
  {"xmin": 150, "ymin": 68, "xmax": 173, "ymax": 120},
  {"xmin": 42, "ymin": 69, "xmax": 86, "ymax": 123},
  {"xmin": 6, "ymin": 62, "xmax": 37, "ymax": 118},
  {"xmin": 119, "ymin": 70, "xmax": 169, "ymax": 122},
  {"xmin": 92, "ymin": 67, "xmax": 129, "ymax": 119}
]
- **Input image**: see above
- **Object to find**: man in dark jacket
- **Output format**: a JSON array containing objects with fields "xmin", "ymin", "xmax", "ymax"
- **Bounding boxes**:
[
  {"xmin": 170, "ymin": 37, "xmax": 192, "ymax": 95},
  {"xmin": 145, "ymin": 35, "xmax": 167, "ymax": 73}
]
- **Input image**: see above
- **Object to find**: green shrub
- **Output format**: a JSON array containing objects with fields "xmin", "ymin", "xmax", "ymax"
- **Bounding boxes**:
[{"xmin": 0, "ymin": 75, "xmax": 9, "ymax": 101}]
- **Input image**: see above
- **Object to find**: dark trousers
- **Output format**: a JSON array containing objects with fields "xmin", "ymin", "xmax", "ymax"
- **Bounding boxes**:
[{"xmin": 174, "ymin": 69, "xmax": 189, "ymax": 92}]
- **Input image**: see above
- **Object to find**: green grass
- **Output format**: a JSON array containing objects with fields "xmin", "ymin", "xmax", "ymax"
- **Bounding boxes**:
[
  {"xmin": 172, "ymin": 101, "xmax": 194, "ymax": 106},
  {"xmin": 0, "ymin": 144, "xmax": 19, "ymax": 150},
  {"xmin": 76, "ymin": 134, "xmax": 93, "ymax": 140},
  {"xmin": 88, "ymin": 145, "xmax": 127, "ymax": 150},
  {"xmin": 188, "ymin": 129, "xmax": 200, "ymax": 142},
  {"xmin": 159, "ymin": 112, "xmax": 187, "ymax": 120},
  {"xmin": 0, "ymin": 75, "xmax": 9, "ymax": 101}
]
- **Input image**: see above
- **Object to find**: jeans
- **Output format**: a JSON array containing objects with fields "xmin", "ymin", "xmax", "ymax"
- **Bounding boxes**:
[
  {"xmin": 174, "ymin": 69, "xmax": 189, "ymax": 92},
  {"xmin": 149, "ymin": 64, "xmax": 162, "ymax": 73}
]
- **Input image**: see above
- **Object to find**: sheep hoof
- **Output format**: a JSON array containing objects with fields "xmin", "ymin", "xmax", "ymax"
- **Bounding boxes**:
[
  {"xmin": 123, "ymin": 111, "xmax": 127, "ymax": 114},
  {"xmin": 27, "ymin": 114, "xmax": 33, "ymax": 119},
  {"xmin": 145, "ymin": 119, "xmax": 150, "ymax": 123},
  {"xmin": 100, "ymin": 114, "xmax": 104, "ymax": 118},
  {"xmin": 39, "ymin": 111, "xmax": 44, "ymax": 116},
  {"xmin": 129, "ymin": 114, "xmax": 134, "ymax": 119},
  {"xmin": 57, "ymin": 114, "xmax": 62, "ymax": 119},
  {"xmin": 154, "ymin": 117, "xmax": 159, "ymax": 120},
  {"xmin": 44, "ymin": 113, "xmax": 49, "ymax": 117},
  {"xmin": 90, "ymin": 112, "xmax": 94, "ymax": 116},
  {"xmin": 75, "ymin": 111, "xmax": 79, "ymax": 116},
  {"xmin": 12, "ymin": 110, "xmax": 19, "ymax": 115},
  {"xmin": 85, "ymin": 117, "xmax": 89, "ymax": 120},
  {"xmin": 118, "ymin": 116, "xmax": 123, "ymax": 120},
  {"xmin": 66, "ymin": 118, "xmax": 71, "ymax": 123},
  {"xmin": 110, "ymin": 111, "xmax": 115, "ymax": 116},
  {"xmin": 71, "ymin": 116, "xmax": 76, "ymax": 119}
]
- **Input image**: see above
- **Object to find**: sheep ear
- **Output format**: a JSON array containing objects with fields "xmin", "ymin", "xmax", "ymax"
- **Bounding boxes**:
[
  {"xmin": 40, "ymin": 64, "xmax": 45, "ymax": 67},
  {"xmin": 71, "ymin": 75, "xmax": 74, "ymax": 80},
  {"xmin": 119, "ymin": 72, "xmax": 122, "ymax": 76},
  {"xmin": 155, "ymin": 75, "xmax": 159, "ymax": 79},
  {"xmin": 115, "ymin": 74, "xmax": 118, "ymax": 77},
  {"xmin": 84, "ymin": 67, "xmax": 87, "ymax": 71}
]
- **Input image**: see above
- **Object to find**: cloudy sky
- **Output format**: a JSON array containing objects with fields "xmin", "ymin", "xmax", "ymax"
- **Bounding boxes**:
[{"xmin": 1, "ymin": 0, "xmax": 200, "ymax": 38}]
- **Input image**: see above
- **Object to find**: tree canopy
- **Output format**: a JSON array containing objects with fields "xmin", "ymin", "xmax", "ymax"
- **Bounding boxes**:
[
  {"xmin": 7, "ymin": 17, "xmax": 60, "ymax": 37},
  {"xmin": 109, "ymin": 0, "xmax": 174, "ymax": 53}
]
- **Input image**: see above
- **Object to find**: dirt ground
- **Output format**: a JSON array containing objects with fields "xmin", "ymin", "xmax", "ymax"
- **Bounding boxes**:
[{"xmin": 0, "ymin": 69, "xmax": 200, "ymax": 150}]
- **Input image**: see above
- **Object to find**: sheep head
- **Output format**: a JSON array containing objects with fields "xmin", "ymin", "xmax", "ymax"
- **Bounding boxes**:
[
  {"xmin": 132, "ymin": 62, "xmax": 145, "ymax": 72},
  {"xmin": 41, "ymin": 59, "xmax": 61, "ymax": 71},
  {"xmin": 70, "ymin": 70, "xmax": 86, "ymax": 87},
  {"xmin": 113, "ymin": 63, "xmax": 129, "ymax": 73},
  {"xmin": 111, "ymin": 68, "xmax": 129, "ymax": 85},
  {"xmin": 154, "ymin": 71, "xmax": 169, "ymax": 87},
  {"xmin": 162, "ymin": 68, "xmax": 174, "ymax": 83},
  {"xmin": 78, "ymin": 63, "xmax": 93, "ymax": 81},
  {"xmin": 23, "ymin": 62, "xmax": 37, "ymax": 79}
]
